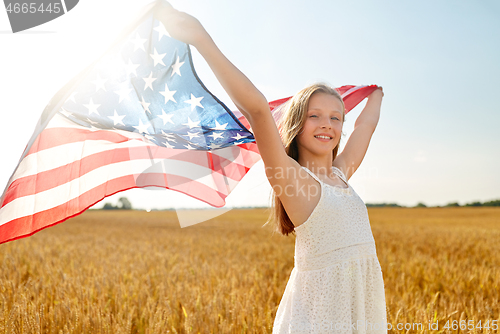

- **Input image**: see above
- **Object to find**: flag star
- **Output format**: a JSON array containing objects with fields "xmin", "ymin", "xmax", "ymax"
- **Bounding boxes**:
[
  {"xmin": 133, "ymin": 119, "xmax": 151, "ymax": 134},
  {"xmin": 150, "ymin": 48, "xmax": 166, "ymax": 67},
  {"xmin": 67, "ymin": 92, "xmax": 78, "ymax": 103},
  {"xmin": 163, "ymin": 141, "xmax": 174, "ymax": 149},
  {"xmin": 114, "ymin": 86, "xmax": 133, "ymax": 103},
  {"xmin": 154, "ymin": 22, "xmax": 170, "ymax": 41},
  {"xmin": 83, "ymin": 98, "xmax": 100, "ymax": 115},
  {"xmin": 182, "ymin": 117, "xmax": 201, "ymax": 129},
  {"xmin": 184, "ymin": 143, "xmax": 197, "ymax": 150},
  {"xmin": 208, "ymin": 132, "xmax": 224, "ymax": 140},
  {"xmin": 161, "ymin": 130, "xmax": 176, "ymax": 141},
  {"xmin": 124, "ymin": 59, "xmax": 141, "ymax": 76},
  {"xmin": 90, "ymin": 73, "xmax": 107, "ymax": 92},
  {"xmin": 209, "ymin": 143, "xmax": 223, "ymax": 149},
  {"xmin": 129, "ymin": 32, "xmax": 147, "ymax": 52},
  {"xmin": 184, "ymin": 94, "xmax": 204, "ymax": 111},
  {"xmin": 184, "ymin": 131, "xmax": 201, "ymax": 140},
  {"xmin": 108, "ymin": 110, "xmax": 126, "ymax": 126},
  {"xmin": 86, "ymin": 118, "xmax": 100, "ymax": 126},
  {"xmin": 232, "ymin": 133, "xmax": 248, "ymax": 141},
  {"xmin": 212, "ymin": 120, "xmax": 228, "ymax": 130},
  {"xmin": 139, "ymin": 96, "xmax": 151, "ymax": 113},
  {"xmin": 171, "ymin": 56, "xmax": 184, "ymax": 77},
  {"xmin": 144, "ymin": 133, "xmax": 156, "ymax": 142},
  {"xmin": 157, "ymin": 109, "xmax": 175, "ymax": 125},
  {"xmin": 159, "ymin": 84, "xmax": 176, "ymax": 104},
  {"xmin": 143, "ymin": 71, "xmax": 157, "ymax": 91},
  {"xmin": 59, "ymin": 108, "xmax": 73, "ymax": 117}
]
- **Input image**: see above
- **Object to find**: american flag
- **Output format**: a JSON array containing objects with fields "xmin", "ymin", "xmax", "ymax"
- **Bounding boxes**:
[
  {"xmin": 0, "ymin": 0, "xmax": 379, "ymax": 245},
  {"xmin": 0, "ymin": 0, "xmax": 262, "ymax": 244}
]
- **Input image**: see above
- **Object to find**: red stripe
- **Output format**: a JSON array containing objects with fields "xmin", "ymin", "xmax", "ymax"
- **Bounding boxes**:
[
  {"xmin": 26, "ymin": 127, "xmax": 140, "ymax": 156},
  {"xmin": 269, "ymin": 97, "xmax": 292, "ymax": 111},
  {"xmin": 0, "ymin": 173, "xmax": 227, "ymax": 245},
  {"xmin": 262, "ymin": 86, "xmax": 378, "ymax": 121},
  {"xmin": 234, "ymin": 141, "xmax": 259, "ymax": 155},
  {"xmin": 3, "ymin": 137, "xmax": 258, "ymax": 208},
  {"xmin": 342, "ymin": 85, "xmax": 378, "ymax": 112}
]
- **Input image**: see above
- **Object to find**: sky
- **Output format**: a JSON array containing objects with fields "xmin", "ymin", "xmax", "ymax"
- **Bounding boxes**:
[{"xmin": 0, "ymin": 0, "xmax": 499, "ymax": 211}]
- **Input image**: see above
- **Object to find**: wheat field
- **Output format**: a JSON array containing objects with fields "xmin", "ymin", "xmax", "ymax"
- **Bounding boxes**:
[{"xmin": 0, "ymin": 207, "xmax": 499, "ymax": 333}]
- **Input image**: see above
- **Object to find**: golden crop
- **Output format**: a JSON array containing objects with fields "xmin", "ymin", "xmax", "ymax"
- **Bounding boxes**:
[{"xmin": 0, "ymin": 207, "xmax": 499, "ymax": 333}]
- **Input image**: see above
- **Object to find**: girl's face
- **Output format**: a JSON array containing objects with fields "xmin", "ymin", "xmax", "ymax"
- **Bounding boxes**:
[{"xmin": 296, "ymin": 92, "xmax": 344, "ymax": 155}]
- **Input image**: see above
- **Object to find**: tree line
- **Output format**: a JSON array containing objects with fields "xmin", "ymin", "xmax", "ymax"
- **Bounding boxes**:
[
  {"xmin": 98, "ymin": 197, "xmax": 500, "ymax": 210},
  {"xmin": 366, "ymin": 199, "xmax": 500, "ymax": 208},
  {"xmin": 102, "ymin": 197, "xmax": 132, "ymax": 210}
]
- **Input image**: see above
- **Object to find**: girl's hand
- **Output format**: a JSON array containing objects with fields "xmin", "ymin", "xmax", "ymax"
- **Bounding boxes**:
[
  {"xmin": 370, "ymin": 86, "xmax": 384, "ymax": 98},
  {"xmin": 156, "ymin": 2, "xmax": 211, "ymax": 47}
]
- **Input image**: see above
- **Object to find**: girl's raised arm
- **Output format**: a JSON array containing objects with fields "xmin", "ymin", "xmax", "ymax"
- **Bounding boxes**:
[
  {"xmin": 156, "ymin": 3, "xmax": 270, "ymax": 120},
  {"xmin": 156, "ymin": 3, "xmax": 302, "ymax": 195},
  {"xmin": 334, "ymin": 88, "xmax": 383, "ymax": 180}
]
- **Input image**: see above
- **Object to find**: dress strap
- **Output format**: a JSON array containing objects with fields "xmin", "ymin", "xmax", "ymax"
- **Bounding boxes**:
[
  {"xmin": 303, "ymin": 166, "xmax": 349, "ymax": 188},
  {"xmin": 301, "ymin": 166, "xmax": 323, "ymax": 184},
  {"xmin": 332, "ymin": 167, "xmax": 348, "ymax": 184}
]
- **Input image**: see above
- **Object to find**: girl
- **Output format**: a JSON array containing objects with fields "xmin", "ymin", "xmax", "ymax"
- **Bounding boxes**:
[{"xmin": 159, "ymin": 3, "xmax": 387, "ymax": 333}]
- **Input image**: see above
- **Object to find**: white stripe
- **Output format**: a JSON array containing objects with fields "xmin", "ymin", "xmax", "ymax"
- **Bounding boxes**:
[
  {"xmin": 13, "ymin": 119, "xmax": 259, "ymax": 186},
  {"xmin": 47, "ymin": 112, "xmax": 146, "ymax": 140},
  {"xmin": 11, "ymin": 132, "xmax": 257, "ymax": 187},
  {"xmin": 211, "ymin": 145, "xmax": 260, "ymax": 166},
  {"xmin": 11, "ymin": 138, "xmax": 150, "ymax": 182},
  {"xmin": 0, "ymin": 157, "xmax": 238, "ymax": 226},
  {"xmin": 341, "ymin": 85, "xmax": 367, "ymax": 98},
  {"xmin": 2, "ymin": 112, "xmax": 257, "ymax": 224}
]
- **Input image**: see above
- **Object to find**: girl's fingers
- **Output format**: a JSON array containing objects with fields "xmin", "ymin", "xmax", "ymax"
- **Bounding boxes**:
[
  {"xmin": 161, "ymin": 1, "xmax": 175, "ymax": 11},
  {"xmin": 160, "ymin": 0, "xmax": 174, "ymax": 10}
]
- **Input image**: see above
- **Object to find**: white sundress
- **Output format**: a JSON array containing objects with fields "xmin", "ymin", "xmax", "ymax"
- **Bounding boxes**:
[{"xmin": 272, "ymin": 166, "xmax": 388, "ymax": 334}]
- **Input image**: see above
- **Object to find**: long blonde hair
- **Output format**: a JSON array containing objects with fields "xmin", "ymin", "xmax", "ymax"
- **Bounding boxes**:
[{"xmin": 264, "ymin": 83, "xmax": 346, "ymax": 236}]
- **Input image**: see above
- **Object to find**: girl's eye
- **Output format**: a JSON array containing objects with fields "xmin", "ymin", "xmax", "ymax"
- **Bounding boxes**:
[{"xmin": 310, "ymin": 115, "xmax": 339, "ymax": 120}]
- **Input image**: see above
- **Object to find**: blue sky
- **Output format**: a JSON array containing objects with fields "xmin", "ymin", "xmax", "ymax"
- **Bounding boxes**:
[{"xmin": 0, "ymin": 0, "xmax": 498, "ymax": 210}]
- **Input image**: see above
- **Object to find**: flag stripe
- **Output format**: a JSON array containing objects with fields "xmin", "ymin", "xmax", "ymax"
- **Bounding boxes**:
[
  {"xmin": 0, "ymin": 156, "xmax": 242, "ymax": 226},
  {"xmin": 341, "ymin": 85, "xmax": 379, "ymax": 112},
  {"xmin": 14, "ymin": 112, "xmax": 259, "ymax": 182},
  {"xmin": 10, "ymin": 138, "xmax": 149, "ymax": 183},
  {"xmin": 25, "ymin": 127, "xmax": 135, "ymax": 157},
  {"xmin": 2, "ymin": 142, "xmax": 257, "ymax": 208},
  {"xmin": 0, "ymin": 172, "xmax": 228, "ymax": 244},
  {"xmin": 15, "ymin": 127, "xmax": 256, "ymax": 184}
]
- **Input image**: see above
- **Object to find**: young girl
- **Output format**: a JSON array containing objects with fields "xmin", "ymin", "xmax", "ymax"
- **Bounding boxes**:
[{"xmin": 159, "ymin": 3, "xmax": 387, "ymax": 333}]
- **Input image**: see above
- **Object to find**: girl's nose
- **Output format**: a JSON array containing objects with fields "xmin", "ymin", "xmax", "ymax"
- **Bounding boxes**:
[{"xmin": 321, "ymin": 118, "xmax": 333, "ymax": 128}]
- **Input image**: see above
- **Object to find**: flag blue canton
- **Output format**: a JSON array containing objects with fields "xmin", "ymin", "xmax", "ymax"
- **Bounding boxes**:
[{"xmin": 58, "ymin": 16, "xmax": 254, "ymax": 151}]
